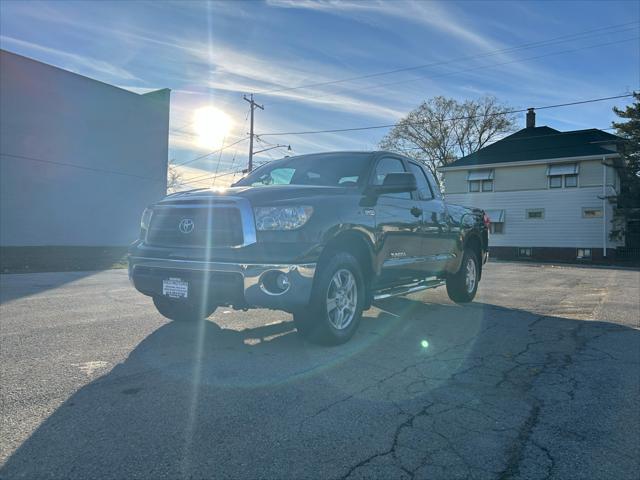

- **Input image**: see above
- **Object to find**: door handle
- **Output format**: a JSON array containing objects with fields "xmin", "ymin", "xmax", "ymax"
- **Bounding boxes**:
[{"xmin": 411, "ymin": 206, "xmax": 423, "ymax": 217}]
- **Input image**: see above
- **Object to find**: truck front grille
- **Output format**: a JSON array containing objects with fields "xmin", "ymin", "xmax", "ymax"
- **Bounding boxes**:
[{"xmin": 146, "ymin": 206, "xmax": 244, "ymax": 248}]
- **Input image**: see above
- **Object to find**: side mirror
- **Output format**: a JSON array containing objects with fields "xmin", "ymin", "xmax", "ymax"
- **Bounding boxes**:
[{"xmin": 369, "ymin": 172, "xmax": 417, "ymax": 195}]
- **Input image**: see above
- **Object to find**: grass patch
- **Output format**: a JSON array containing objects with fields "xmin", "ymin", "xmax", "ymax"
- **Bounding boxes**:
[{"xmin": 1, "ymin": 246, "xmax": 129, "ymax": 274}]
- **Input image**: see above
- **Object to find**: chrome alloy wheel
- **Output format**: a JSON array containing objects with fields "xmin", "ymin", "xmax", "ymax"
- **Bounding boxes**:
[
  {"xmin": 326, "ymin": 269, "xmax": 357, "ymax": 330},
  {"xmin": 465, "ymin": 256, "xmax": 477, "ymax": 294}
]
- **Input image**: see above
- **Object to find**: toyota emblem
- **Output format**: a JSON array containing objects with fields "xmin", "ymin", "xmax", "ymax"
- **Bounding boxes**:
[{"xmin": 178, "ymin": 218, "xmax": 195, "ymax": 234}]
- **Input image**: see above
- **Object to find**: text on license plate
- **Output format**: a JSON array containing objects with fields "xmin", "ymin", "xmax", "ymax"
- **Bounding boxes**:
[{"xmin": 163, "ymin": 277, "xmax": 189, "ymax": 299}]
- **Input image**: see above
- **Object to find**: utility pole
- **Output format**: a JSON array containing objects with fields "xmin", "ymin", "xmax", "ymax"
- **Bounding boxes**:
[{"xmin": 243, "ymin": 93, "xmax": 264, "ymax": 172}]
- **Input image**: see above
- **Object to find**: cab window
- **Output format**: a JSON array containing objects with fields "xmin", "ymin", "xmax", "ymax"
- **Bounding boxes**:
[{"xmin": 372, "ymin": 157, "xmax": 410, "ymax": 199}]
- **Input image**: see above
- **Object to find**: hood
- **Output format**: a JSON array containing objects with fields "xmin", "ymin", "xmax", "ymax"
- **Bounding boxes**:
[{"xmin": 158, "ymin": 185, "xmax": 353, "ymax": 206}]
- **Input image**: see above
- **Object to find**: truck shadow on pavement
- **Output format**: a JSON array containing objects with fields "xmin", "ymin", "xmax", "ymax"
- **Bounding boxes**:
[{"xmin": 2, "ymin": 298, "xmax": 639, "ymax": 479}]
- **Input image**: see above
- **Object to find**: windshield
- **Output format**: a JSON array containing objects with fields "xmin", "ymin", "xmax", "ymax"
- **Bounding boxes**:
[{"xmin": 234, "ymin": 154, "xmax": 371, "ymax": 187}]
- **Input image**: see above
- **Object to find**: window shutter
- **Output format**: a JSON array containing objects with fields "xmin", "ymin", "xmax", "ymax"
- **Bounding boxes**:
[
  {"xmin": 467, "ymin": 169, "xmax": 494, "ymax": 181},
  {"xmin": 546, "ymin": 163, "xmax": 578, "ymax": 176}
]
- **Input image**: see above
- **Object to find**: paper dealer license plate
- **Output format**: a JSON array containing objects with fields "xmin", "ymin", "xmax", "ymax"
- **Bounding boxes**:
[{"xmin": 162, "ymin": 277, "xmax": 189, "ymax": 299}]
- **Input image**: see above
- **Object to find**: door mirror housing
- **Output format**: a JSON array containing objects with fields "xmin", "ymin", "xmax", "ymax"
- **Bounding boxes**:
[{"xmin": 368, "ymin": 172, "xmax": 417, "ymax": 195}]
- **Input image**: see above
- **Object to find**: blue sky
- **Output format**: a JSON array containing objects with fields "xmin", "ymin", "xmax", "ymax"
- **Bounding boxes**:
[{"xmin": 1, "ymin": 0, "xmax": 638, "ymax": 187}]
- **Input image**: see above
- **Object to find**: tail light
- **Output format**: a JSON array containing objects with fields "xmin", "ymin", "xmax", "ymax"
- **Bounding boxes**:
[{"xmin": 483, "ymin": 212, "xmax": 491, "ymax": 229}]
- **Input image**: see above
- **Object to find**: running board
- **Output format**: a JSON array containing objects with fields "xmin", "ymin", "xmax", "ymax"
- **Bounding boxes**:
[{"xmin": 373, "ymin": 277, "xmax": 445, "ymax": 301}]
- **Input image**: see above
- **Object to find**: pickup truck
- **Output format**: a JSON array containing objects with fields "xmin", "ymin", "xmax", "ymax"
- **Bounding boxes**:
[{"xmin": 129, "ymin": 151, "xmax": 489, "ymax": 344}]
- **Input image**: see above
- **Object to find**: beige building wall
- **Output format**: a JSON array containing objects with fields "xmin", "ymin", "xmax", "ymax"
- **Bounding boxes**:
[
  {"xmin": 442, "ymin": 170, "xmax": 468, "ymax": 194},
  {"xmin": 441, "ymin": 156, "xmax": 622, "ymax": 251},
  {"xmin": 580, "ymin": 160, "xmax": 617, "ymax": 188},
  {"xmin": 494, "ymin": 165, "xmax": 547, "ymax": 191},
  {"xmin": 443, "ymin": 159, "xmax": 618, "ymax": 195}
]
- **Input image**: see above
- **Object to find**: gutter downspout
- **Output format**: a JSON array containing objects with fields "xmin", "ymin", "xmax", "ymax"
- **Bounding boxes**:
[{"xmin": 603, "ymin": 158, "xmax": 607, "ymax": 257}]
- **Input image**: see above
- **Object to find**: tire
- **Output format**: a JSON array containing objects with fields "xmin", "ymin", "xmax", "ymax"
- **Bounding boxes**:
[
  {"xmin": 294, "ymin": 252, "xmax": 365, "ymax": 345},
  {"xmin": 446, "ymin": 248, "xmax": 480, "ymax": 303},
  {"xmin": 152, "ymin": 296, "xmax": 216, "ymax": 322}
]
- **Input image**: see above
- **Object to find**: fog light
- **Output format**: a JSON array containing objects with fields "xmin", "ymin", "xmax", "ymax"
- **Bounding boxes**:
[
  {"xmin": 260, "ymin": 270, "xmax": 291, "ymax": 295},
  {"xmin": 276, "ymin": 273, "xmax": 290, "ymax": 291}
]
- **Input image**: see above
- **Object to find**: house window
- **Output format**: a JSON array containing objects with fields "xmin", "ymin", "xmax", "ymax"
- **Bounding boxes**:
[
  {"xmin": 547, "ymin": 164, "xmax": 579, "ymax": 189},
  {"xmin": 577, "ymin": 248, "xmax": 592, "ymax": 259},
  {"xmin": 549, "ymin": 175, "xmax": 562, "ymax": 188},
  {"xmin": 582, "ymin": 207, "xmax": 603, "ymax": 218},
  {"xmin": 517, "ymin": 247, "xmax": 532, "ymax": 258},
  {"xmin": 485, "ymin": 209, "xmax": 505, "ymax": 234},
  {"xmin": 526, "ymin": 209, "xmax": 544, "ymax": 219},
  {"xmin": 564, "ymin": 174, "xmax": 578, "ymax": 187},
  {"xmin": 467, "ymin": 169, "xmax": 494, "ymax": 192}
]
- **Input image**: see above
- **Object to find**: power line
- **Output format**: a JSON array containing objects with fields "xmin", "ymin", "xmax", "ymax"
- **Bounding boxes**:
[
  {"xmin": 171, "ymin": 23, "xmax": 637, "ymax": 188},
  {"xmin": 210, "ymin": 136, "xmax": 227, "ymax": 187},
  {"xmin": 257, "ymin": 21, "xmax": 638, "ymax": 97},
  {"xmin": 1, "ymin": 152, "xmax": 165, "ymax": 182},
  {"xmin": 171, "ymin": 136, "xmax": 249, "ymax": 167},
  {"xmin": 175, "ymin": 167, "xmax": 245, "ymax": 188},
  {"xmin": 31, "ymin": 90, "xmax": 619, "ymax": 189},
  {"xmin": 151, "ymin": 92, "xmax": 634, "ymax": 189},
  {"xmin": 177, "ymin": 125, "xmax": 624, "ymax": 188},
  {"xmin": 180, "ymin": 152, "xmax": 281, "ymax": 187},
  {"xmin": 263, "ymin": 35, "xmax": 639, "ymax": 110},
  {"xmin": 257, "ymin": 94, "xmax": 634, "ymax": 137},
  {"xmin": 347, "ymin": 37, "xmax": 639, "ymax": 98},
  {"xmin": 181, "ymin": 151, "xmax": 275, "ymax": 188}
]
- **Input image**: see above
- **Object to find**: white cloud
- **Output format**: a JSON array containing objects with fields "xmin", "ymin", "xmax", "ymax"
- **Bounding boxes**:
[
  {"xmin": 6, "ymin": 0, "xmax": 632, "ymax": 161},
  {"xmin": 3, "ymin": 9, "xmax": 412, "ymax": 123},
  {"xmin": 266, "ymin": 0, "xmax": 502, "ymax": 52},
  {"xmin": 0, "ymin": 36, "xmax": 140, "ymax": 82}
]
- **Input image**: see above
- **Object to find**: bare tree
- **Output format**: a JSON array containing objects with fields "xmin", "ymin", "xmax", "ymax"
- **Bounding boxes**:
[
  {"xmin": 379, "ymin": 96, "xmax": 518, "ymax": 185},
  {"xmin": 167, "ymin": 164, "xmax": 183, "ymax": 194}
]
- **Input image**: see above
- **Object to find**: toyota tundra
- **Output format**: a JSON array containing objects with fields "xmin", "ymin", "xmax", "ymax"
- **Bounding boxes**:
[{"xmin": 129, "ymin": 151, "xmax": 489, "ymax": 344}]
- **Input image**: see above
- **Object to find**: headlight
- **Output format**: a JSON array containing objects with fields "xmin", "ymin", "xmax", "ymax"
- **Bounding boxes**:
[
  {"xmin": 140, "ymin": 207, "xmax": 153, "ymax": 230},
  {"xmin": 254, "ymin": 206, "xmax": 313, "ymax": 231}
]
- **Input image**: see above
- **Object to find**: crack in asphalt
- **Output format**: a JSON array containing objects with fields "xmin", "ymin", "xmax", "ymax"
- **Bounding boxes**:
[
  {"xmin": 332, "ymin": 305, "xmax": 635, "ymax": 480},
  {"xmin": 298, "ymin": 322, "xmax": 501, "ymax": 436},
  {"xmin": 3, "ymin": 265, "xmax": 637, "ymax": 480}
]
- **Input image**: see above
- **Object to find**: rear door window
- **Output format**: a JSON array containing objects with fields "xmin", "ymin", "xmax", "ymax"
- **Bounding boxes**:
[
  {"xmin": 408, "ymin": 162, "xmax": 434, "ymax": 200},
  {"xmin": 424, "ymin": 170, "xmax": 442, "ymax": 198}
]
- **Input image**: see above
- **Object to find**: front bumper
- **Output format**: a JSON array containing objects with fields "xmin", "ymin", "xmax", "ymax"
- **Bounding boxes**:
[{"xmin": 129, "ymin": 256, "xmax": 316, "ymax": 311}]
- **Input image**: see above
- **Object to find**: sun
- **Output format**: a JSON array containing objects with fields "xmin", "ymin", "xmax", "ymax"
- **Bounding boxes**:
[{"xmin": 193, "ymin": 106, "xmax": 233, "ymax": 150}]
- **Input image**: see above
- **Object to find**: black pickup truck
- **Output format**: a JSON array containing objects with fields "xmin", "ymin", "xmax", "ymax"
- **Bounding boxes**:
[{"xmin": 129, "ymin": 151, "xmax": 489, "ymax": 344}]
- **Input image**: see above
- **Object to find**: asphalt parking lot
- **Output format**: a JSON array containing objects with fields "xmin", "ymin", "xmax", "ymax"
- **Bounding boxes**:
[{"xmin": 1, "ymin": 261, "xmax": 638, "ymax": 480}]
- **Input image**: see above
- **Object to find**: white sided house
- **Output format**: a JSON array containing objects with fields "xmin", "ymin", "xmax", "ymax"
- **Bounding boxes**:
[{"xmin": 440, "ymin": 109, "xmax": 622, "ymax": 262}]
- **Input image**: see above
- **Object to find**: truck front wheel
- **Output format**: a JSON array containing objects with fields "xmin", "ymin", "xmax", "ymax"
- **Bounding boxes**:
[
  {"xmin": 446, "ymin": 248, "xmax": 480, "ymax": 303},
  {"xmin": 152, "ymin": 296, "xmax": 216, "ymax": 322},
  {"xmin": 294, "ymin": 252, "xmax": 365, "ymax": 345}
]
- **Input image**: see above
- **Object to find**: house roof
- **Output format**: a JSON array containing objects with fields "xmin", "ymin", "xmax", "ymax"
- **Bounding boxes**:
[{"xmin": 444, "ymin": 126, "xmax": 620, "ymax": 168}]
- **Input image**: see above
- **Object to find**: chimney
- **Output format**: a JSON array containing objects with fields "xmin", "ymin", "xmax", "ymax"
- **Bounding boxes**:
[{"xmin": 526, "ymin": 108, "xmax": 535, "ymax": 128}]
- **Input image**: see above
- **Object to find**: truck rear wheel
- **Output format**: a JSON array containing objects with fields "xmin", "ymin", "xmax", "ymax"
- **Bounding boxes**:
[
  {"xmin": 446, "ymin": 248, "xmax": 480, "ymax": 303},
  {"xmin": 294, "ymin": 252, "xmax": 365, "ymax": 345},
  {"xmin": 152, "ymin": 296, "xmax": 216, "ymax": 322}
]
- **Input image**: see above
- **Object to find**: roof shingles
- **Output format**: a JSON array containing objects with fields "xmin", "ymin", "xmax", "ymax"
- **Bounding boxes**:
[{"xmin": 445, "ymin": 127, "xmax": 619, "ymax": 168}]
